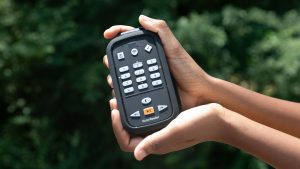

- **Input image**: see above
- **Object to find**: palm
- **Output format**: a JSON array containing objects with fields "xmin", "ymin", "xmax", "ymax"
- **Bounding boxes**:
[{"xmin": 166, "ymin": 55, "xmax": 208, "ymax": 111}]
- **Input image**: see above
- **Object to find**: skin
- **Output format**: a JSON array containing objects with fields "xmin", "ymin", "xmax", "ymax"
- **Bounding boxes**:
[{"xmin": 103, "ymin": 15, "xmax": 300, "ymax": 168}]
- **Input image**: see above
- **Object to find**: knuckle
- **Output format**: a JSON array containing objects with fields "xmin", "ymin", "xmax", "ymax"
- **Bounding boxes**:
[{"xmin": 156, "ymin": 19, "xmax": 168, "ymax": 29}]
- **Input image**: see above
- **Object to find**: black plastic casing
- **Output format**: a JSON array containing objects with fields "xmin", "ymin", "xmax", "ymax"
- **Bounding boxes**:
[{"xmin": 106, "ymin": 28, "xmax": 181, "ymax": 135}]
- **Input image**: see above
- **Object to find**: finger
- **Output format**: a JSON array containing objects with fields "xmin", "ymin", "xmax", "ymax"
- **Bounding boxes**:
[
  {"xmin": 103, "ymin": 55, "xmax": 109, "ymax": 68},
  {"xmin": 138, "ymin": 15, "xmax": 182, "ymax": 55},
  {"xmin": 111, "ymin": 109, "xmax": 142, "ymax": 152},
  {"xmin": 111, "ymin": 109, "xmax": 131, "ymax": 151},
  {"xmin": 104, "ymin": 25, "xmax": 135, "ymax": 39},
  {"xmin": 134, "ymin": 123, "xmax": 179, "ymax": 161},
  {"xmin": 109, "ymin": 98, "xmax": 117, "ymax": 110},
  {"xmin": 107, "ymin": 75, "xmax": 113, "ymax": 89}
]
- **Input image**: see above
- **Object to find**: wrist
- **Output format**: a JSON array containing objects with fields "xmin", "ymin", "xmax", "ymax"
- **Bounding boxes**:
[
  {"xmin": 199, "ymin": 103, "xmax": 229, "ymax": 142},
  {"xmin": 214, "ymin": 105, "xmax": 242, "ymax": 145},
  {"xmin": 202, "ymin": 76, "xmax": 223, "ymax": 104},
  {"xmin": 210, "ymin": 104, "xmax": 234, "ymax": 142},
  {"xmin": 197, "ymin": 74, "xmax": 218, "ymax": 104}
]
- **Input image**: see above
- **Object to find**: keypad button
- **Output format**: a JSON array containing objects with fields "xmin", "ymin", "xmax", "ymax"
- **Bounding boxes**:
[
  {"xmin": 158, "ymin": 105, "xmax": 168, "ymax": 112},
  {"xmin": 133, "ymin": 61, "xmax": 143, "ymax": 69},
  {"xmin": 138, "ymin": 83, "xmax": 148, "ymax": 90},
  {"xmin": 147, "ymin": 58, "xmax": 157, "ymax": 65},
  {"xmin": 150, "ymin": 72, "xmax": 160, "ymax": 79},
  {"xmin": 136, "ymin": 76, "xmax": 146, "ymax": 83},
  {"xmin": 141, "ymin": 97, "xmax": 152, "ymax": 105},
  {"xmin": 152, "ymin": 79, "xmax": 162, "ymax": 86},
  {"xmin": 124, "ymin": 87, "xmax": 134, "ymax": 94},
  {"xmin": 134, "ymin": 69, "xmax": 145, "ymax": 76},
  {"xmin": 120, "ymin": 73, "xmax": 130, "ymax": 80},
  {"xmin": 122, "ymin": 80, "xmax": 132, "ymax": 87},
  {"xmin": 148, "ymin": 65, "xmax": 158, "ymax": 72},
  {"xmin": 130, "ymin": 111, "xmax": 140, "ymax": 118},
  {"xmin": 131, "ymin": 48, "xmax": 138, "ymax": 56},
  {"xmin": 117, "ymin": 52, "xmax": 125, "ymax": 60},
  {"xmin": 143, "ymin": 107, "xmax": 155, "ymax": 116},
  {"xmin": 119, "ymin": 66, "xmax": 129, "ymax": 73},
  {"xmin": 145, "ymin": 44, "xmax": 153, "ymax": 53}
]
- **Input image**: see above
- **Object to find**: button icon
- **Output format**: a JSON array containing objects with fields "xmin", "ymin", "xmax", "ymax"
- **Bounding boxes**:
[
  {"xmin": 133, "ymin": 61, "xmax": 143, "ymax": 69},
  {"xmin": 148, "ymin": 65, "xmax": 158, "ymax": 72},
  {"xmin": 136, "ymin": 76, "xmax": 146, "ymax": 83},
  {"xmin": 138, "ymin": 83, "xmax": 148, "ymax": 90},
  {"xmin": 122, "ymin": 80, "xmax": 132, "ymax": 87},
  {"xmin": 130, "ymin": 111, "xmax": 140, "ymax": 118},
  {"xmin": 158, "ymin": 105, "xmax": 168, "ymax": 112},
  {"xmin": 134, "ymin": 69, "xmax": 145, "ymax": 76},
  {"xmin": 117, "ymin": 52, "xmax": 125, "ymax": 60},
  {"xmin": 147, "ymin": 58, "xmax": 157, "ymax": 65},
  {"xmin": 143, "ymin": 107, "xmax": 155, "ymax": 116},
  {"xmin": 141, "ymin": 97, "xmax": 152, "ymax": 105},
  {"xmin": 145, "ymin": 44, "xmax": 152, "ymax": 53},
  {"xmin": 131, "ymin": 48, "xmax": 138, "ymax": 56},
  {"xmin": 152, "ymin": 79, "xmax": 162, "ymax": 86},
  {"xmin": 150, "ymin": 72, "xmax": 160, "ymax": 79},
  {"xmin": 119, "ymin": 66, "xmax": 129, "ymax": 73},
  {"xmin": 124, "ymin": 87, "xmax": 134, "ymax": 94},
  {"xmin": 152, "ymin": 80, "xmax": 162, "ymax": 86},
  {"xmin": 120, "ymin": 73, "xmax": 130, "ymax": 80}
]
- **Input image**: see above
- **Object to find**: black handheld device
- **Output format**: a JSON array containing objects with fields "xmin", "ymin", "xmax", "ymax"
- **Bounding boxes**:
[{"xmin": 106, "ymin": 28, "xmax": 180, "ymax": 135}]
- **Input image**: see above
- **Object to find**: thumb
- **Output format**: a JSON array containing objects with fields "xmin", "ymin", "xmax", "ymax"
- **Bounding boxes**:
[
  {"xmin": 133, "ymin": 124, "xmax": 177, "ymax": 161},
  {"xmin": 138, "ymin": 15, "xmax": 180, "ymax": 50}
]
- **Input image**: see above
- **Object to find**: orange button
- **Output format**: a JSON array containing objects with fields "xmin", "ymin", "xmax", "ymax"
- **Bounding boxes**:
[{"xmin": 143, "ymin": 107, "xmax": 155, "ymax": 116}]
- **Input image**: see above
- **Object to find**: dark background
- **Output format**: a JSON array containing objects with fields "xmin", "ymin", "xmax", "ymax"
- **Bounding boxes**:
[{"xmin": 1, "ymin": 0, "xmax": 300, "ymax": 168}]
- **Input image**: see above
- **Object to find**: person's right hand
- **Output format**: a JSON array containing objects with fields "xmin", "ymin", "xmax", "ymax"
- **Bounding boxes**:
[{"xmin": 103, "ymin": 15, "xmax": 214, "ymax": 111}]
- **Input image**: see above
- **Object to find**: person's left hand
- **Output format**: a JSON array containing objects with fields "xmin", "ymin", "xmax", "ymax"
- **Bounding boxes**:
[{"xmin": 109, "ymin": 98, "xmax": 225, "ymax": 161}]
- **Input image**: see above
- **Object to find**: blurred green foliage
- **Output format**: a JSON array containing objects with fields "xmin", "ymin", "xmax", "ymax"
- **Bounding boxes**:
[{"xmin": 0, "ymin": 0, "xmax": 299, "ymax": 168}]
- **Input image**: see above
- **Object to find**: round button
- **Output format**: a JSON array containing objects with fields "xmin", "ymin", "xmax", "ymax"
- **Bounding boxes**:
[
  {"xmin": 131, "ymin": 48, "xmax": 138, "ymax": 56},
  {"xmin": 141, "ymin": 97, "xmax": 151, "ymax": 105}
]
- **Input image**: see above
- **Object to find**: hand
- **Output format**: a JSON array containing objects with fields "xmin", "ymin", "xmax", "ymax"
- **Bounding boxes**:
[
  {"xmin": 103, "ymin": 15, "xmax": 218, "ymax": 160},
  {"xmin": 109, "ymin": 99, "xmax": 224, "ymax": 161},
  {"xmin": 103, "ymin": 15, "xmax": 214, "ymax": 110}
]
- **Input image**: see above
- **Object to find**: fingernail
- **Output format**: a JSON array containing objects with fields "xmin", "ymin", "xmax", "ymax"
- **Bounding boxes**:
[
  {"xmin": 137, "ymin": 149, "xmax": 147, "ymax": 161},
  {"xmin": 140, "ymin": 14, "xmax": 151, "ymax": 21}
]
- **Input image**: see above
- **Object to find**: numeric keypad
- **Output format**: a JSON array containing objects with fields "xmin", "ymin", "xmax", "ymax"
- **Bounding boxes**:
[{"xmin": 117, "ymin": 46, "xmax": 164, "ymax": 96}]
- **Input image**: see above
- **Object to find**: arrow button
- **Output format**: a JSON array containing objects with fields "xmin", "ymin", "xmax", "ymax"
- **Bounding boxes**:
[
  {"xmin": 130, "ymin": 111, "xmax": 140, "ymax": 118},
  {"xmin": 157, "ymin": 105, "xmax": 168, "ymax": 112}
]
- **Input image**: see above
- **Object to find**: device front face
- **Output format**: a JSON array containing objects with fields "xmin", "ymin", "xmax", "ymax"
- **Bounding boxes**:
[{"xmin": 107, "ymin": 29, "xmax": 180, "ymax": 135}]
